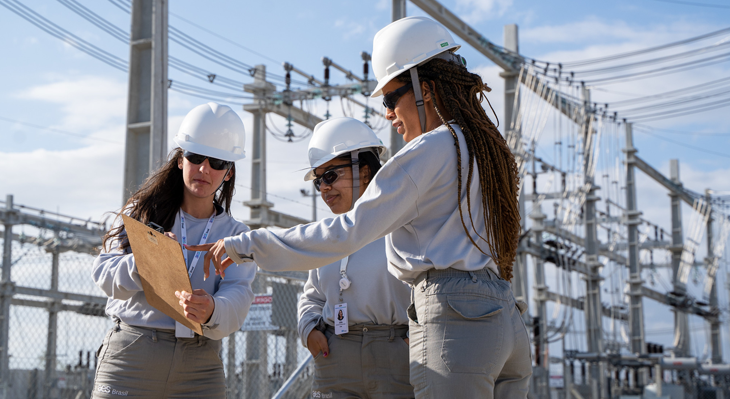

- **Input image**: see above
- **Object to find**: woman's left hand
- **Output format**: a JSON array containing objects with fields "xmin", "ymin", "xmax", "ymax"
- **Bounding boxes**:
[{"xmin": 175, "ymin": 289, "xmax": 215, "ymax": 324}]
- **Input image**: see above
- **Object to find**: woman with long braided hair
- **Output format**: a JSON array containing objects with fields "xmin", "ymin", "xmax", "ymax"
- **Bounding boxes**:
[{"xmin": 190, "ymin": 17, "xmax": 531, "ymax": 398}]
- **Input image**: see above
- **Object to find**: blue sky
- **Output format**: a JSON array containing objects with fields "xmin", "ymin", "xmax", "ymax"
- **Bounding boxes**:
[{"xmin": 1, "ymin": 0, "xmax": 730, "ymax": 370}]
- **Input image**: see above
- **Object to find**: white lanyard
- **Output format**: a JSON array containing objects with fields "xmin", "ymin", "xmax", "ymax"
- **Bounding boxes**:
[
  {"xmin": 180, "ymin": 210, "xmax": 216, "ymax": 278},
  {"xmin": 338, "ymin": 256, "xmax": 351, "ymax": 298}
]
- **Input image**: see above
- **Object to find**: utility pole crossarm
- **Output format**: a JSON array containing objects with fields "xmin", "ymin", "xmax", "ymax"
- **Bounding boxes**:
[
  {"xmin": 632, "ymin": 155, "xmax": 696, "ymax": 206},
  {"xmin": 410, "ymin": 0, "xmax": 590, "ymax": 128},
  {"xmin": 409, "ymin": 0, "xmax": 519, "ymax": 71}
]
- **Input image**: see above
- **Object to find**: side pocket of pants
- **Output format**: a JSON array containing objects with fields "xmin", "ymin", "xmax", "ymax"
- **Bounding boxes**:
[{"xmin": 440, "ymin": 293, "xmax": 505, "ymax": 374}]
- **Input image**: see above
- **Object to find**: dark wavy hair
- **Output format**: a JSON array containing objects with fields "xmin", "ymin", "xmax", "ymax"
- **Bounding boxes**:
[
  {"xmin": 102, "ymin": 147, "xmax": 236, "ymax": 252},
  {"xmin": 395, "ymin": 58, "xmax": 521, "ymax": 280}
]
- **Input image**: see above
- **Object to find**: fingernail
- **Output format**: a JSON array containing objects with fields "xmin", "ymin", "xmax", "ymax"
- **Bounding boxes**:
[
  {"xmin": 323, "ymin": 352, "xmax": 328, "ymax": 357},
  {"xmin": 204, "ymin": 275, "xmax": 207, "ymax": 281}
]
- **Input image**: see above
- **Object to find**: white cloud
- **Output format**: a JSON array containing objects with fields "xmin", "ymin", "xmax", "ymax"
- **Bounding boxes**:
[{"xmin": 455, "ymin": 0, "xmax": 513, "ymax": 25}]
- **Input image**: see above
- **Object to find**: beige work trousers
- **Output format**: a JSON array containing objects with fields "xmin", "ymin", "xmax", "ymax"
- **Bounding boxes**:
[
  {"xmin": 92, "ymin": 321, "xmax": 225, "ymax": 398},
  {"xmin": 312, "ymin": 324, "xmax": 414, "ymax": 399},
  {"xmin": 408, "ymin": 268, "xmax": 532, "ymax": 399}
]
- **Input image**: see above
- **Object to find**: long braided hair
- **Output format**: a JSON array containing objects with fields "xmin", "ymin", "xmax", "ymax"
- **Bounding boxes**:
[
  {"xmin": 102, "ymin": 147, "xmax": 236, "ymax": 252},
  {"xmin": 395, "ymin": 58, "xmax": 520, "ymax": 280}
]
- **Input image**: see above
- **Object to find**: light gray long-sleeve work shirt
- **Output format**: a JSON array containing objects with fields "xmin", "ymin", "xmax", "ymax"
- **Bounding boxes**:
[
  {"xmin": 297, "ymin": 237, "xmax": 411, "ymax": 347},
  {"xmin": 224, "ymin": 123, "xmax": 497, "ymax": 283},
  {"xmin": 92, "ymin": 208, "xmax": 256, "ymax": 340}
]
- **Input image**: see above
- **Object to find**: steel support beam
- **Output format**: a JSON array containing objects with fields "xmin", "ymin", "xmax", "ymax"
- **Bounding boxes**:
[
  {"xmin": 706, "ymin": 189, "xmax": 722, "ymax": 365},
  {"xmin": 389, "ymin": 0, "xmax": 407, "ymax": 157},
  {"xmin": 123, "ymin": 0, "xmax": 168, "ymax": 204},
  {"xmin": 43, "ymin": 239, "xmax": 60, "ymax": 398},
  {"xmin": 0, "ymin": 195, "xmax": 13, "ymax": 397},
  {"xmin": 530, "ymin": 205, "xmax": 549, "ymax": 399},
  {"xmin": 669, "ymin": 160, "xmax": 691, "ymax": 357},
  {"xmin": 624, "ymin": 124, "xmax": 647, "ymax": 389}
]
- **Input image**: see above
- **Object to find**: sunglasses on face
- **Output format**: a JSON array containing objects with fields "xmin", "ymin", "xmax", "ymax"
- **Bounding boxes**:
[
  {"xmin": 382, "ymin": 82, "xmax": 413, "ymax": 110},
  {"xmin": 313, "ymin": 164, "xmax": 351, "ymax": 192},
  {"xmin": 183, "ymin": 151, "xmax": 233, "ymax": 171}
]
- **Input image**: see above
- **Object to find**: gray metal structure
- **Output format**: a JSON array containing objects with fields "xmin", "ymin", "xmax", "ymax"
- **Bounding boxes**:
[{"xmin": 122, "ymin": 0, "xmax": 168, "ymax": 204}]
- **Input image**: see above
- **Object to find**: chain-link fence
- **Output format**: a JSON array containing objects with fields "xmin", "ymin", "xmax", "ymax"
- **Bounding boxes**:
[{"xmin": 0, "ymin": 236, "xmax": 314, "ymax": 399}]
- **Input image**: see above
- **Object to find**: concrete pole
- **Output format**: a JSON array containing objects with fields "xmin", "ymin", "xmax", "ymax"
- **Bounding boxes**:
[
  {"xmin": 530, "ymin": 204, "xmax": 549, "ymax": 399},
  {"xmin": 706, "ymin": 189, "xmax": 722, "ymax": 366},
  {"xmin": 44, "ymin": 237, "xmax": 60, "ymax": 398},
  {"xmin": 669, "ymin": 160, "xmax": 691, "ymax": 358},
  {"xmin": 0, "ymin": 195, "xmax": 13, "ymax": 397},
  {"xmin": 581, "ymin": 88, "xmax": 605, "ymax": 399},
  {"xmin": 501, "ymin": 24, "xmax": 529, "ymax": 311},
  {"xmin": 389, "ymin": 0, "xmax": 406, "ymax": 157},
  {"xmin": 244, "ymin": 65, "xmax": 276, "ymax": 229},
  {"xmin": 122, "ymin": 0, "xmax": 168, "ymax": 204},
  {"xmin": 624, "ymin": 123, "xmax": 647, "ymax": 385}
]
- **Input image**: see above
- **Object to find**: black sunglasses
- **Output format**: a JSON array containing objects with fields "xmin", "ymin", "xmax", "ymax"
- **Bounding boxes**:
[
  {"xmin": 382, "ymin": 82, "xmax": 413, "ymax": 110},
  {"xmin": 183, "ymin": 151, "xmax": 233, "ymax": 171},
  {"xmin": 313, "ymin": 164, "xmax": 351, "ymax": 192}
]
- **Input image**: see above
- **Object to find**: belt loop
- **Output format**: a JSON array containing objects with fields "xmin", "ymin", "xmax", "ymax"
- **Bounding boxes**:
[
  {"xmin": 152, "ymin": 330, "xmax": 158, "ymax": 343},
  {"xmin": 389, "ymin": 327, "xmax": 395, "ymax": 342},
  {"xmin": 468, "ymin": 271, "xmax": 478, "ymax": 283}
]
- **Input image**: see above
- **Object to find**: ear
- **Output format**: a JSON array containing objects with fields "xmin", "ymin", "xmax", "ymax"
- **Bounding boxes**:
[
  {"xmin": 361, "ymin": 164, "xmax": 371, "ymax": 184},
  {"xmin": 224, "ymin": 167, "xmax": 233, "ymax": 181},
  {"xmin": 177, "ymin": 156, "xmax": 183, "ymax": 169},
  {"xmin": 422, "ymin": 80, "xmax": 435, "ymax": 102}
]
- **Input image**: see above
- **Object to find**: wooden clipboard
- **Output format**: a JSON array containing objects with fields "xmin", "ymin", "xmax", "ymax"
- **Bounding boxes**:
[{"xmin": 121, "ymin": 214, "xmax": 203, "ymax": 335}]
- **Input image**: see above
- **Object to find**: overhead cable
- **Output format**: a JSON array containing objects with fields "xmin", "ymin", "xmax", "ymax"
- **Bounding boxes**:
[
  {"xmin": 558, "ymin": 26, "xmax": 730, "ymax": 68},
  {"xmin": 0, "ymin": 0, "xmax": 127, "ymax": 72},
  {"xmin": 568, "ymin": 40, "xmax": 730, "ymax": 77}
]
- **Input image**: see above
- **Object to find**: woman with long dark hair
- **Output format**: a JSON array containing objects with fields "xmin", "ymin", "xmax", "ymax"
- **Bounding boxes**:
[
  {"xmin": 91, "ymin": 103, "xmax": 255, "ymax": 398},
  {"xmin": 191, "ymin": 17, "xmax": 531, "ymax": 398}
]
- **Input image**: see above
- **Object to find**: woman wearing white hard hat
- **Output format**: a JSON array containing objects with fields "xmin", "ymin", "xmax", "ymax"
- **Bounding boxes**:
[
  {"xmin": 190, "ymin": 16, "xmax": 531, "ymax": 399},
  {"xmin": 91, "ymin": 102, "xmax": 256, "ymax": 398},
  {"xmin": 297, "ymin": 118, "xmax": 413, "ymax": 399}
]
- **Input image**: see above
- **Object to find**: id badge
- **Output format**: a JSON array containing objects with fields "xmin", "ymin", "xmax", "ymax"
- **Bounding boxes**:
[
  {"xmin": 334, "ymin": 303, "xmax": 349, "ymax": 335},
  {"xmin": 175, "ymin": 321, "xmax": 195, "ymax": 338}
]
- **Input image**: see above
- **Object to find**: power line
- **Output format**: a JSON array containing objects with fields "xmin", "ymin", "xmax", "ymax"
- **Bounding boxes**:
[
  {"xmin": 568, "ymin": 41, "xmax": 730, "ymax": 77},
  {"xmin": 634, "ymin": 127, "xmax": 730, "ymax": 159},
  {"xmin": 627, "ymin": 97, "xmax": 730, "ymax": 122},
  {"xmin": 633, "ymin": 124, "xmax": 730, "ymax": 136},
  {"xmin": 0, "ymin": 116, "xmax": 123, "ymax": 144},
  {"xmin": 583, "ymin": 53, "xmax": 730, "ymax": 85},
  {"xmin": 169, "ymin": 11, "xmax": 282, "ymax": 65},
  {"xmin": 607, "ymin": 76, "xmax": 730, "ymax": 107},
  {"xmin": 0, "ymin": 0, "xmax": 127, "ymax": 72},
  {"xmin": 644, "ymin": 0, "xmax": 730, "ymax": 9},
  {"xmin": 557, "ymin": 26, "xmax": 730, "ymax": 68}
]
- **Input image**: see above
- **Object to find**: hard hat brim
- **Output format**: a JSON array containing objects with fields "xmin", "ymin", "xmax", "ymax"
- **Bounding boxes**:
[
  {"xmin": 303, "ymin": 146, "xmax": 387, "ymax": 181},
  {"xmin": 174, "ymin": 136, "xmax": 246, "ymax": 162},
  {"xmin": 370, "ymin": 44, "xmax": 461, "ymax": 98}
]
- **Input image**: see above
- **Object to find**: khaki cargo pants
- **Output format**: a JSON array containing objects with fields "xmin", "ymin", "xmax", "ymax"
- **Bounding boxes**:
[
  {"xmin": 92, "ymin": 321, "xmax": 225, "ymax": 398},
  {"xmin": 312, "ymin": 324, "xmax": 414, "ymax": 399},
  {"xmin": 408, "ymin": 268, "xmax": 532, "ymax": 399}
]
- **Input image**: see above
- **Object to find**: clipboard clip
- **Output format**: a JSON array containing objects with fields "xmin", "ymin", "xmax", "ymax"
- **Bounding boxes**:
[{"xmin": 147, "ymin": 222, "xmax": 164, "ymax": 233}]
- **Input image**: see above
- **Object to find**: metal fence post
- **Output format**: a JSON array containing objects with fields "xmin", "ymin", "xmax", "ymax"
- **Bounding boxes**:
[{"xmin": 0, "ymin": 195, "xmax": 14, "ymax": 398}]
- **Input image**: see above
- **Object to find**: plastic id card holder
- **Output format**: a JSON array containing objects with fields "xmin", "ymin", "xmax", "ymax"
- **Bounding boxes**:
[
  {"xmin": 175, "ymin": 321, "xmax": 195, "ymax": 338},
  {"xmin": 334, "ymin": 303, "xmax": 349, "ymax": 335}
]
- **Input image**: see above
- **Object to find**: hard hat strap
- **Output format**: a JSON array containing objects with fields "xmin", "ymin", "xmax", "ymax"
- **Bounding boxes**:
[
  {"xmin": 350, "ymin": 150, "xmax": 360, "ymax": 211},
  {"xmin": 409, "ymin": 67, "xmax": 427, "ymax": 133}
]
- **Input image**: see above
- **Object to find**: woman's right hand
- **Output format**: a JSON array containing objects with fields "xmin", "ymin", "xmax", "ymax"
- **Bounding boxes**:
[{"xmin": 306, "ymin": 329, "xmax": 329, "ymax": 359}]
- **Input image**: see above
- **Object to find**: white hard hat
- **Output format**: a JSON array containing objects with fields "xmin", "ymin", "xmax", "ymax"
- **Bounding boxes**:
[
  {"xmin": 303, "ymin": 117, "xmax": 386, "ymax": 181},
  {"xmin": 370, "ymin": 16, "xmax": 461, "ymax": 98},
  {"xmin": 174, "ymin": 102, "xmax": 246, "ymax": 162}
]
